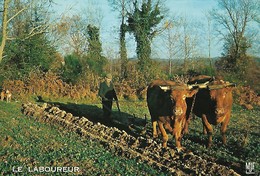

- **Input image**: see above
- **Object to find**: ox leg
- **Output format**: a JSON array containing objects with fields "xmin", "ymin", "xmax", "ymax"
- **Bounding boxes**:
[
  {"xmin": 158, "ymin": 121, "xmax": 168, "ymax": 148},
  {"xmin": 202, "ymin": 123, "xmax": 207, "ymax": 135},
  {"xmin": 152, "ymin": 119, "xmax": 158, "ymax": 138},
  {"xmin": 202, "ymin": 115, "xmax": 213, "ymax": 148},
  {"xmin": 221, "ymin": 112, "xmax": 231, "ymax": 145},
  {"xmin": 183, "ymin": 116, "xmax": 190, "ymax": 135},
  {"xmin": 174, "ymin": 117, "xmax": 185, "ymax": 152}
]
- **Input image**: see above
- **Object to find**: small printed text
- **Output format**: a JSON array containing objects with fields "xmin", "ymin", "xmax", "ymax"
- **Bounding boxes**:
[{"xmin": 12, "ymin": 166, "xmax": 80, "ymax": 173}]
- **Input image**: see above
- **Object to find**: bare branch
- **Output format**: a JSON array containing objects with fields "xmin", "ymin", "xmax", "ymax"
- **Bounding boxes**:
[
  {"xmin": 7, "ymin": 3, "xmax": 31, "ymax": 24},
  {"xmin": 6, "ymin": 37, "xmax": 17, "ymax": 40},
  {"xmin": 23, "ymin": 25, "xmax": 48, "ymax": 40}
]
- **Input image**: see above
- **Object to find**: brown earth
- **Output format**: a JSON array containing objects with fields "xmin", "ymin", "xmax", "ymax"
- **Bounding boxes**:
[
  {"xmin": 234, "ymin": 86, "xmax": 260, "ymax": 110},
  {"xmin": 22, "ymin": 103, "xmax": 240, "ymax": 176}
]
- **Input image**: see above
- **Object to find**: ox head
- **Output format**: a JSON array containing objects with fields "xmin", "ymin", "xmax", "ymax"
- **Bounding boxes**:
[
  {"xmin": 201, "ymin": 80, "xmax": 235, "ymax": 116},
  {"xmin": 188, "ymin": 76, "xmax": 235, "ymax": 120},
  {"xmin": 160, "ymin": 84, "xmax": 198, "ymax": 116}
]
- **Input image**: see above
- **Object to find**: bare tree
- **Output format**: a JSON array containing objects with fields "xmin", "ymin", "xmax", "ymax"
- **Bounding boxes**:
[
  {"xmin": 178, "ymin": 16, "xmax": 201, "ymax": 72},
  {"xmin": 51, "ymin": 0, "xmax": 103, "ymax": 57},
  {"xmin": 0, "ymin": 0, "xmax": 10, "ymax": 63},
  {"xmin": 205, "ymin": 13, "xmax": 212, "ymax": 60},
  {"xmin": 211, "ymin": 0, "xmax": 259, "ymax": 68},
  {"xmin": 0, "ymin": 0, "xmax": 51, "ymax": 62},
  {"xmin": 84, "ymin": 0, "xmax": 103, "ymax": 27},
  {"xmin": 161, "ymin": 19, "xmax": 181, "ymax": 75},
  {"xmin": 205, "ymin": 12, "xmax": 214, "ymax": 73},
  {"xmin": 54, "ymin": 15, "xmax": 88, "ymax": 56}
]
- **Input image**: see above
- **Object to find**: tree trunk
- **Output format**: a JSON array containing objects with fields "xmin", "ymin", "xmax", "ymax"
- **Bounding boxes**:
[
  {"xmin": 136, "ymin": 33, "xmax": 151, "ymax": 72},
  {"xmin": 120, "ymin": 19, "xmax": 128, "ymax": 79},
  {"xmin": 0, "ymin": 0, "xmax": 10, "ymax": 63}
]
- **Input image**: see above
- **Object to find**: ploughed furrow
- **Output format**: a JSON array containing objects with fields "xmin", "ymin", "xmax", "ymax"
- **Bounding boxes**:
[{"xmin": 21, "ymin": 103, "xmax": 240, "ymax": 176}]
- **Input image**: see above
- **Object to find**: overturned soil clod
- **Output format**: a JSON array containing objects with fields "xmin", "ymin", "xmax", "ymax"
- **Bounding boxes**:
[{"xmin": 21, "ymin": 103, "xmax": 240, "ymax": 176}]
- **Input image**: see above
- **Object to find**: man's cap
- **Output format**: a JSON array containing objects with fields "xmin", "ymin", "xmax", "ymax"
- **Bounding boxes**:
[{"xmin": 106, "ymin": 73, "xmax": 112, "ymax": 79}]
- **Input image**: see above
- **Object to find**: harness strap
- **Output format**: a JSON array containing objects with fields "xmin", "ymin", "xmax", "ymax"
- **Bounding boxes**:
[{"xmin": 188, "ymin": 93, "xmax": 197, "ymax": 120}]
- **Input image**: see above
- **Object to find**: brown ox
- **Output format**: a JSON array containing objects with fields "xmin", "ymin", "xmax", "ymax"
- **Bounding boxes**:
[
  {"xmin": 147, "ymin": 80, "xmax": 197, "ymax": 151},
  {"xmin": 185, "ymin": 76, "xmax": 235, "ymax": 147}
]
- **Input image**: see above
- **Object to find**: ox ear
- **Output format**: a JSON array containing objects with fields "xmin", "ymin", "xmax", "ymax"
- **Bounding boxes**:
[{"xmin": 186, "ymin": 89, "xmax": 198, "ymax": 98}]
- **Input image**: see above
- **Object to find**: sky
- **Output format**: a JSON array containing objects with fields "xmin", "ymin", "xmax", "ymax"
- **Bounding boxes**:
[{"xmin": 52, "ymin": 0, "xmax": 222, "ymax": 59}]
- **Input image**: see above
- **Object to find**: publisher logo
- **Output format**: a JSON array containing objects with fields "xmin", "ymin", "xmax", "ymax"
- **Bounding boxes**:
[{"xmin": 246, "ymin": 162, "xmax": 255, "ymax": 175}]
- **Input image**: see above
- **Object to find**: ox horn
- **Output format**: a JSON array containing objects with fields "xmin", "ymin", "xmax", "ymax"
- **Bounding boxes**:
[
  {"xmin": 159, "ymin": 85, "xmax": 189, "ymax": 91},
  {"xmin": 187, "ymin": 84, "xmax": 196, "ymax": 90},
  {"xmin": 198, "ymin": 81, "xmax": 210, "ymax": 89},
  {"xmin": 188, "ymin": 81, "xmax": 209, "ymax": 89},
  {"xmin": 187, "ymin": 84, "xmax": 200, "ymax": 90},
  {"xmin": 159, "ymin": 85, "xmax": 171, "ymax": 91}
]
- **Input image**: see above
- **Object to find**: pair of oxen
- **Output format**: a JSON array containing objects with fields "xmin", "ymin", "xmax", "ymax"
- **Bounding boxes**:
[{"xmin": 147, "ymin": 75, "xmax": 235, "ymax": 152}]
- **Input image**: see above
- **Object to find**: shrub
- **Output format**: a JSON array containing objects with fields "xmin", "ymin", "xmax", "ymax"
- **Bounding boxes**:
[{"xmin": 61, "ymin": 54, "xmax": 82, "ymax": 84}]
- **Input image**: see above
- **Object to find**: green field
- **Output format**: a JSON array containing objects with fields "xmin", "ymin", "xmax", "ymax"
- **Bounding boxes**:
[
  {"xmin": 113, "ymin": 100, "xmax": 260, "ymax": 174},
  {"xmin": 0, "ymin": 99, "xmax": 259, "ymax": 175},
  {"xmin": 0, "ymin": 101, "xmax": 168, "ymax": 175},
  {"xmin": 183, "ymin": 103, "xmax": 260, "ymax": 173}
]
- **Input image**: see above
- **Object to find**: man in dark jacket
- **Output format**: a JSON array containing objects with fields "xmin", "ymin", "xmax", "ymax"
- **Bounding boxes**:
[{"xmin": 98, "ymin": 73, "xmax": 118, "ymax": 120}]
